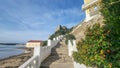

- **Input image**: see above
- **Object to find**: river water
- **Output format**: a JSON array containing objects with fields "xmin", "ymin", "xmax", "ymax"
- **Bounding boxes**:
[{"xmin": 0, "ymin": 45, "xmax": 25, "ymax": 59}]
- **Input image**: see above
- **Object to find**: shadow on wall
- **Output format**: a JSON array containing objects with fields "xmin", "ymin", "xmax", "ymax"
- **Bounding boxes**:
[{"xmin": 40, "ymin": 42, "xmax": 62, "ymax": 68}]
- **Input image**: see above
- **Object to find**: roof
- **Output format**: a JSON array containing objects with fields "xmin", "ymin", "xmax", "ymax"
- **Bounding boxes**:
[{"xmin": 28, "ymin": 40, "xmax": 42, "ymax": 42}]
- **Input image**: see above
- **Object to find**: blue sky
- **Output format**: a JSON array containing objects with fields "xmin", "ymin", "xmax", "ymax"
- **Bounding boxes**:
[{"xmin": 0, "ymin": 0, "xmax": 85, "ymax": 43}]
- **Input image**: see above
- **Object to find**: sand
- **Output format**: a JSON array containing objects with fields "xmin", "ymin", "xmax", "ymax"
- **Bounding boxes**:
[{"xmin": 0, "ymin": 48, "xmax": 33, "ymax": 68}]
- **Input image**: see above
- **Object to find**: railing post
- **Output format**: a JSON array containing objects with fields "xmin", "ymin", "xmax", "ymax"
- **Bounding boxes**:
[
  {"xmin": 53, "ymin": 38, "xmax": 56, "ymax": 41},
  {"xmin": 34, "ymin": 46, "xmax": 41, "ymax": 68},
  {"xmin": 68, "ymin": 40, "xmax": 73, "ymax": 57},
  {"xmin": 68, "ymin": 40, "xmax": 77, "ymax": 57},
  {"xmin": 34, "ymin": 47, "xmax": 40, "ymax": 56},
  {"xmin": 56, "ymin": 37, "xmax": 59, "ymax": 40},
  {"xmin": 58, "ymin": 36, "xmax": 60, "ymax": 39},
  {"xmin": 73, "ymin": 40, "xmax": 77, "ymax": 52},
  {"xmin": 47, "ymin": 40, "xmax": 51, "ymax": 46}
]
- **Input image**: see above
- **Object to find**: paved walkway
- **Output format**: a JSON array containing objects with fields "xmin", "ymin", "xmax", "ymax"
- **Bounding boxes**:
[{"xmin": 40, "ymin": 39, "xmax": 74, "ymax": 68}]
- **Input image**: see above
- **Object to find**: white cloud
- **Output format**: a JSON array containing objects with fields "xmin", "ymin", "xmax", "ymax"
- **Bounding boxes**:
[{"xmin": 0, "ymin": 0, "xmax": 85, "ymax": 42}]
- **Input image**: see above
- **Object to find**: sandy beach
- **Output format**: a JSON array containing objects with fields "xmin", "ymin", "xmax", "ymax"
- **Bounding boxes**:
[{"xmin": 0, "ymin": 48, "xmax": 33, "ymax": 68}]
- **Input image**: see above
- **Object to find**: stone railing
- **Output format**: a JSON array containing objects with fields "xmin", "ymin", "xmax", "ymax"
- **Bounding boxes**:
[
  {"xmin": 18, "ymin": 56, "xmax": 38, "ymax": 68},
  {"xmin": 68, "ymin": 40, "xmax": 93, "ymax": 68},
  {"xmin": 19, "ymin": 35, "xmax": 64, "ymax": 68},
  {"xmin": 68, "ymin": 40, "xmax": 77, "ymax": 57}
]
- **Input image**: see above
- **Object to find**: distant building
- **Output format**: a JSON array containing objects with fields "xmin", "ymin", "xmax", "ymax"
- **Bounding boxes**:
[
  {"xmin": 26, "ymin": 40, "xmax": 43, "ymax": 48},
  {"xmin": 82, "ymin": 0, "xmax": 101, "ymax": 21}
]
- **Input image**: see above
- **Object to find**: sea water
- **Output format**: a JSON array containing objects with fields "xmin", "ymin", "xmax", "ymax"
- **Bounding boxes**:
[{"xmin": 0, "ymin": 45, "xmax": 25, "ymax": 59}]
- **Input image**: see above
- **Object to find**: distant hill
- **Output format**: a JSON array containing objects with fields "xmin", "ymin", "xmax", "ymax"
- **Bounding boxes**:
[
  {"xmin": 0, "ymin": 43, "xmax": 25, "ymax": 45},
  {"xmin": 49, "ymin": 25, "xmax": 73, "ymax": 40},
  {"xmin": 55, "ymin": 25, "xmax": 67, "ymax": 32}
]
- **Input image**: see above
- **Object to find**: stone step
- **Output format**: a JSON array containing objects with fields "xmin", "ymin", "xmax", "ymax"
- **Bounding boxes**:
[
  {"xmin": 40, "ymin": 40, "xmax": 74, "ymax": 68},
  {"xmin": 52, "ymin": 48, "xmax": 68, "ymax": 51},
  {"xmin": 52, "ymin": 47, "xmax": 68, "ymax": 50},
  {"xmin": 51, "ymin": 51, "xmax": 68, "ymax": 55},
  {"xmin": 41, "ymin": 63, "xmax": 74, "ymax": 68},
  {"xmin": 40, "ymin": 56, "xmax": 73, "ymax": 67},
  {"xmin": 52, "ymin": 45, "xmax": 67, "ymax": 48},
  {"xmin": 51, "ymin": 51, "xmax": 68, "ymax": 56},
  {"xmin": 49, "ymin": 63, "xmax": 74, "ymax": 68},
  {"xmin": 40, "ymin": 65, "xmax": 49, "ymax": 68},
  {"xmin": 51, "ymin": 49, "xmax": 68, "ymax": 52},
  {"xmin": 50, "ymin": 52, "xmax": 68, "ymax": 57},
  {"xmin": 51, "ymin": 51, "xmax": 68, "ymax": 53}
]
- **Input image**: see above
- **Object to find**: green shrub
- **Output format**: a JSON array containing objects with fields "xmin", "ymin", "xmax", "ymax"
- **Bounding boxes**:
[
  {"xmin": 73, "ymin": 0, "xmax": 120, "ymax": 68},
  {"xmin": 42, "ymin": 41, "xmax": 47, "ymax": 46},
  {"xmin": 73, "ymin": 23, "xmax": 119, "ymax": 68}
]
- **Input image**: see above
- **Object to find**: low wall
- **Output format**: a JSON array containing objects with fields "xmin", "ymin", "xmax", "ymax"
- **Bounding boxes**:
[
  {"xmin": 40, "ymin": 40, "xmax": 58, "ymax": 62},
  {"xmin": 74, "ymin": 61, "xmax": 88, "ymax": 68},
  {"xmin": 68, "ymin": 40, "xmax": 77, "ymax": 57},
  {"xmin": 18, "ymin": 56, "xmax": 38, "ymax": 68},
  {"xmin": 68, "ymin": 40, "xmax": 93, "ymax": 68},
  {"xmin": 19, "ymin": 35, "xmax": 63, "ymax": 68}
]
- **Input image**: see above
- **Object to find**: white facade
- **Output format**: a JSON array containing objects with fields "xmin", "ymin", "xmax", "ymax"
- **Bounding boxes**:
[
  {"xmin": 82, "ymin": 0, "xmax": 101, "ymax": 22},
  {"xmin": 26, "ymin": 40, "xmax": 43, "ymax": 48}
]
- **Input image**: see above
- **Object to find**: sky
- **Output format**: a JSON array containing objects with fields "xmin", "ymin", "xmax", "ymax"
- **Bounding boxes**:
[{"xmin": 0, "ymin": 0, "xmax": 85, "ymax": 43}]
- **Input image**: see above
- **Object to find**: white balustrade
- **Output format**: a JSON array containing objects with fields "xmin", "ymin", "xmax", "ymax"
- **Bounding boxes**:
[
  {"xmin": 68, "ymin": 40, "xmax": 73, "ymax": 57},
  {"xmin": 19, "ymin": 56, "xmax": 38, "ymax": 68},
  {"xmin": 53, "ymin": 38, "xmax": 56, "ymax": 40},
  {"xmin": 19, "ymin": 35, "xmax": 63, "ymax": 68},
  {"xmin": 68, "ymin": 40, "xmax": 93, "ymax": 68},
  {"xmin": 73, "ymin": 40, "xmax": 77, "ymax": 52},
  {"xmin": 68, "ymin": 40, "xmax": 77, "ymax": 57},
  {"xmin": 47, "ymin": 40, "xmax": 51, "ymax": 46}
]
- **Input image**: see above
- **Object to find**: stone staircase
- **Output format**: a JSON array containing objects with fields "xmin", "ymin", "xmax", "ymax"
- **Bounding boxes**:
[
  {"xmin": 40, "ymin": 39, "xmax": 74, "ymax": 68},
  {"xmin": 71, "ymin": 14, "xmax": 104, "ymax": 43}
]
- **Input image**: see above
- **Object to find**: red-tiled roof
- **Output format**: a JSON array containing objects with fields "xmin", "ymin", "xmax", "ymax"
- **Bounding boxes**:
[{"xmin": 28, "ymin": 40, "xmax": 42, "ymax": 42}]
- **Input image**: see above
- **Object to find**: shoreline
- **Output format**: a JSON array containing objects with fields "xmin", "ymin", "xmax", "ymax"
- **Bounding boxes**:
[{"xmin": 0, "ymin": 48, "xmax": 33, "ymax": 68}]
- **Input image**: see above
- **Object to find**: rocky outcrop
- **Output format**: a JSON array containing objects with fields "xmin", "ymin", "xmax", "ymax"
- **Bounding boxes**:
[{"xmin": 55, "ymin": 25, "xmax": 67, "ymax": 31}]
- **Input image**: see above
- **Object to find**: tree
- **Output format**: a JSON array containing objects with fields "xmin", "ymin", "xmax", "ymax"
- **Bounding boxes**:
[{"xmin": 65, "ymin": 34, "xmax": 76, "ymax": 45}]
